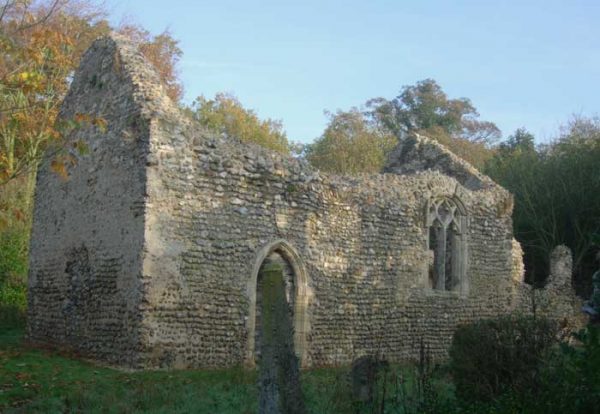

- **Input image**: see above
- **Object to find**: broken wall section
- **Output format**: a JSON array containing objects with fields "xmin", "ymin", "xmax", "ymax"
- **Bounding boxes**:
[{"xmin": 507, "ymin": 242, "xmax": 584, "ymax": 330}]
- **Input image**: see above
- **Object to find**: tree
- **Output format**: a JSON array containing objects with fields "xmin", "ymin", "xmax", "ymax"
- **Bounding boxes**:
[
  {"xmin": 304, "ymin": 79, "xmax": 497, "ymax": 174},
  {"xmin": 485, "ymin": 120, "xmax": 600, "ymax": 293},
  {"xmin": 365, "ymin": 79, "xmax": 498, "ymax": 169},
  {"xmin": 304, "ymin": 108, "xmax": 397, "ymax": 174},
  {"xmin": 0, "ymin": 1, "xmax": 185, "ymax": 187},
  {"xmin": 190, "ymin": 93, "xmax": 290, "ymax": 154},
  {"xmin": 485, "ymin": 129, "xmax": 548, "ymax": 283},
  {"xmin": 368, "ymin": 79, "xmax": 501, "ymax": 145},
  {"xmin": 0, "ymin": 0, "xmax": 110, "ymax": 186}
]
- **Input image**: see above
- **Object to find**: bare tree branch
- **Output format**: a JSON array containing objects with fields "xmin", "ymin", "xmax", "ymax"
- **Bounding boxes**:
[
  {"xmin": 9, "ymin": 0, "xmax": 62, "ymax": 35},
  {"xmin": 0, "ymin": 0, "xmax": 17, "ymax": 26}
]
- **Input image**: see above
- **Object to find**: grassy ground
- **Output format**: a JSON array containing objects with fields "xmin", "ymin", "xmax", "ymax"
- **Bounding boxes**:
[
  {"xmin": 0, "ymin": 324, "xmax": 455, "ymax": 413},
  {"xmin": 0, "ymin": 326, "xmax": 259, "ymax": 413},
  {"xmin": 0, "ymin": 325, "xmax": 378, "ymax": 414}
]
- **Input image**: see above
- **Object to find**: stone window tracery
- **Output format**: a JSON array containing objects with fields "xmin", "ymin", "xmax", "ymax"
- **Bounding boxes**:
[{"xmin": 426, "ymin": 197, "xmax": 468, "ymax": 293}]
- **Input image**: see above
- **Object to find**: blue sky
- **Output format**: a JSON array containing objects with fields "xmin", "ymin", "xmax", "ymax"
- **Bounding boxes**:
[{"xmin": 107, "ymin": 0, "xmax": 599, "ymax": 144}]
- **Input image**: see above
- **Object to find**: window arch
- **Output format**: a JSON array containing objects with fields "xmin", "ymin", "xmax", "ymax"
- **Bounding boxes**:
[{"xmin": 425, "ymin": 197, "xmax": 468, "ymax": 294}]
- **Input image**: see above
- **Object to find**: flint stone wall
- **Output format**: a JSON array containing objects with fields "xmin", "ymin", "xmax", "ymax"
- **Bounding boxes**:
[{"xmin": 27, "ymin": 35, "xmax": 581, "ymax": 370}]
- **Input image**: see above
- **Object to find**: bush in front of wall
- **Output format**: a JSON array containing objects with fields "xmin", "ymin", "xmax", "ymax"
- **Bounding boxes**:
[{"xmin": 449, "ymin": 314, "xmax": 558, "ymax": 402}]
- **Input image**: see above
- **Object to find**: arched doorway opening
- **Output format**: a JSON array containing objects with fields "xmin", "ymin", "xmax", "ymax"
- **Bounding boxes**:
[{"xmin": 246, "ymin": 240, "xmax": 310, "ymax": 368}]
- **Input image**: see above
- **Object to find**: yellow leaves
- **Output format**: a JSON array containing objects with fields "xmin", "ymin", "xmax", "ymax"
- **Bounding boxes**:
[
  {"xmin": 72, "ymin": 114, "xmax": 108, "ymax": 133},
  {"xmin": 74, "ymin": 113, "xmax": 91, "ymax": 123},
  {"xmin": 306, "ymin": 109, "xmax": 397, "ymax": 174},
  {"xmin": 92, "ymin": 117, "xmax": 108, "ymax": 133},
  {"xmin": 50, "ymin": 155, "xmax": 76, "ymax": 181},
  {"xmin": 0, "ymin": 169, "xmax": 9, "ymax": 184},
  {"xmin": 50, "ymin": 159, "xmax": 67, "ymax": 180},
  {"xmin": 12, "ymin": 208, "xmax": 26, "ymax": 222},
  {"xmin": 9, "ymin": 70, "xmax": 45, "ymax": 94},
  {"xmin": 11, "ymin": 113, "xmax": 28, "ymax": 124},
  {"xmin": 0, "ymin": 2, "xmax": 113, "ymax": 186},
  {"xmin": 118, "ymin": 25, "xmax": 183, "ymax": 102},
  {"xmin": 44, "ymin": 127, "xmax": 61, "ymax": 141}
]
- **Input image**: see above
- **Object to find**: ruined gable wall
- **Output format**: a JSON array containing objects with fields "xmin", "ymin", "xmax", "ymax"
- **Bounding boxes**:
[
  {"xmin": 383, "ymin": 133, "xmax": 496, "ymax": 191},
  {"xmin": 27, "ymin": 36, "xmax": 157, "ymax": 366}
]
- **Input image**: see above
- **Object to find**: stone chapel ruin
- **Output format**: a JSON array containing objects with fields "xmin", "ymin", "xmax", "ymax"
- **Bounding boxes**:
[{"xmin": 26, "ymin": 35, "xmax": 583, "ymax": 369}]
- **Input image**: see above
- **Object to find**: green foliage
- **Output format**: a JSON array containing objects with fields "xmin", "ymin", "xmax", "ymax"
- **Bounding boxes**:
[
  {"xmin": 417, "ymin": 125, "xmax": 495, "ymax": 170},
  {"xmin": 0, "ymin": 177, "xmax": 32, "ymax": 328},
  {"xmin": 302, "ymin": 363, "xmax": 456, "ymax": 414},
  {"xmin": 0, "ymin": 329, "xmax": 452, "ymax": 414},
  {"xmin": 529, "ymin": 326, "xmax": 600, "ymax": 414},
  {"xmin": 449, "ymin": 315, "xmax": 558, "ymax": 402},
  {"xmin": 485, "ymin": 118, "xmax": 600, "ymax": 291},
  {"xmin": 453, "ymin": 325, "xmax": 600, "ymax": 414},
  {"xmin": 0, "ymin": 285, "xmax": 27, "ymax": 328},
  {"xmin": 190, "ymin": 93, "xmax": 290, "ymax": 155},
  {"xmin": 305, "ymin": 108, "xmax": 397, "ymax": 174},
  {"xmin": 306, "ymin": 79, "xmax": 496, "ymax": 173},
  {"xmin": 367, "ymin": 78, "xmax": 501, "ymax": 146},
  {"xmin": 3, "ymin": 323, "xmax": 596, "ymax": 413},
  {"xmin": 0, "ymin": 228, "xmax": 29, "ymax": 282}
]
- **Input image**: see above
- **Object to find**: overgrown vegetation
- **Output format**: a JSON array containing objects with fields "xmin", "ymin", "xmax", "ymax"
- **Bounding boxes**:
[
  {"xmin": 303, "ymin": 78, "xmax": 498, "ymax": 173},
  {"xmin": 4, "ymin": 317, "xmax": 596, "ymax": 413},
  {"xmin": 0, "ymin": 0, "xmax": 195, "ymax": 329},
  {"xmin": 449, "ymin": 315, "xmax": 559, "ymax": 402},
  {"xmin": 0, "ymin": 0, "xmax": 184, "ymax": 186},
  {"xmin": 305, "ymin": 108, "xmax": 397, "ymax": 174},
  {"xmin": 189, "ymin": 92, "xmax": 291, "ymax": 155},
  {"xmin": 0, "ymin": 326, "xmax": 454, "ymax": 414},
  {"xmin": 449, "ymin": 319, "xmax": 600, "ymax": 414},
  {"xmin": 0, "ymin": 177, "xmax": 32, "ymax": 327},
  {"xmin": 485, "ymin": 119, "xmax": 600, "ymax": 293}
]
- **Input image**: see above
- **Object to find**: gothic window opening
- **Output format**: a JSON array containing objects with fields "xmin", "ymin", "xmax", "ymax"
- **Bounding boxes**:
[{"xmin": 426, "ymin": 197, "xmax": 467, "ymax": 293}]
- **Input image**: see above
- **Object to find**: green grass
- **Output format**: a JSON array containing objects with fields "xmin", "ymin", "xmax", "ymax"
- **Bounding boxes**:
[
  {"xmin": 0, "ymin": 327, "xmax": 258, "ymax": 413},
  {"xmin": 0, "ymin": 326, "xmax": 456, "ymax": 413}
]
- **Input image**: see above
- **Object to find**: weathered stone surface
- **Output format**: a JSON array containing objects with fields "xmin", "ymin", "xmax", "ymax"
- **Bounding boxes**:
[
  {"xmin": 383, "ymin": 133, "xmax": 494, "ymax": 191},
  {"xmin": 534, "ymin": 246, "xmax": 585, "ymax": 326},
  {"xmin": 27, "ymin": 34, "xmax": 583, "ymax": 370}
]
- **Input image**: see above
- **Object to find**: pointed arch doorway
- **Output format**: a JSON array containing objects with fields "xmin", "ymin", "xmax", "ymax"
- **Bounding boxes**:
[{"xmin": 246, "ymin": 239, "xmax": 310, "ymax": 368}]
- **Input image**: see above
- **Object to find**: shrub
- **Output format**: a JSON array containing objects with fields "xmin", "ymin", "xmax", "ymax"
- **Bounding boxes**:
[
  {"xmin": 528, "ymin": 326, "xmax": 600, "ymax": 413},
  {"xmin": 450, "ymin": 315, "xmax": 558, "ymax": 402}
]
